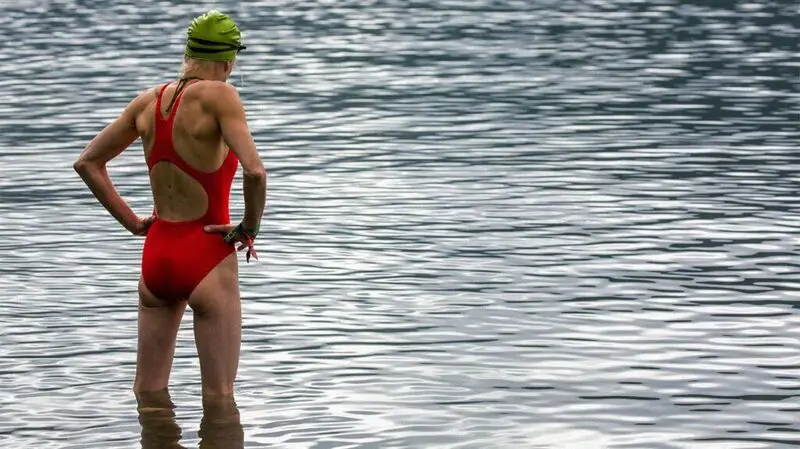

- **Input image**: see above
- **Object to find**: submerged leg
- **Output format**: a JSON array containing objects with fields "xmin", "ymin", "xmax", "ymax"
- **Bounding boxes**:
[
  {"xmin": 136, "ymin": 388, "xmax": 186, "ymax": 449},
  {"xmin": 199, "ymin": 394, "xmax": 244, "ymax": 449}
]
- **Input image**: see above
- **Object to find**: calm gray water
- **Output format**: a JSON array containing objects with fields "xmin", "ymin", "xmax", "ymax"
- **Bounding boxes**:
[{"xmin": 0, "ymin": 0, "xmax": 798, "ymax": 448}]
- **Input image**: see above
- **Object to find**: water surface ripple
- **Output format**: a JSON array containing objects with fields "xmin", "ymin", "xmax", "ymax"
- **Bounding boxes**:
[{"xmin": 0, "ymin": 0, "xmax": 798, "ymax": 448}]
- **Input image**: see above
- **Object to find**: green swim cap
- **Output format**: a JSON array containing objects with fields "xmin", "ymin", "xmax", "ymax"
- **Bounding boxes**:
[{"xmin": 184, "ymin": 10, "xmax": 246, "ymax": 62}]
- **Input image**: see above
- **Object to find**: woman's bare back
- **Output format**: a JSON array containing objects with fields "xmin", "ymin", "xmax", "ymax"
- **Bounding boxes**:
[{"xmin": 136, "ymin": 80, "xmax": 232, "ymax": 222}]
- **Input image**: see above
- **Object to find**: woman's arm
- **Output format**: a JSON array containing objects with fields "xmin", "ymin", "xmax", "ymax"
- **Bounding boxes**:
[
  {"xmin": 212, "ymin": 82, "xmax": 266, "ymax": 234},
  {"xmin": 73, "ymin": 90, "xmax": 150, "ymax": 234}
]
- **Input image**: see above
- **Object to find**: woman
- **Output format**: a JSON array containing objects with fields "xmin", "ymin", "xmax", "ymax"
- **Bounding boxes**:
[{"xmin": 73, "ymin": 10, "xmax": 266, "ymax": 400}]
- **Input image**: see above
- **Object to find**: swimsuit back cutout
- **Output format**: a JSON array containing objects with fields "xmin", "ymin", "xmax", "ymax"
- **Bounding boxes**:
[{"xmin": 147, "ymin": 80, "xmax": 239, "ymax": 225}]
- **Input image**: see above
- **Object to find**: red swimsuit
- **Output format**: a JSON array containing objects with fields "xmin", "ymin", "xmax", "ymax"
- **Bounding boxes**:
[{"xmin": 141, "ymin": 82, "xmax": 239, "ymax": 301}]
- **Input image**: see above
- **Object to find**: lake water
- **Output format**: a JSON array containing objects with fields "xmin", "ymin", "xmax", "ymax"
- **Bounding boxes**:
[{"xmin": 0, "ymin": 0, "xmax": 798, "ymax": 448}]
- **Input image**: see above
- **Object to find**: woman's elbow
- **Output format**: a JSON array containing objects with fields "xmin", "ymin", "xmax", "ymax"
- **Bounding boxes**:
[
  {"xmin": 73, "ymin": 158, "xmax": 98, "ymax": 176},
  {"xmin": 73, "ymin": 159, "xmax": 87, "ymax": 174},
  {"xmin": 243, "ymin": 167, "xmax": 267, "ymax": 183}
]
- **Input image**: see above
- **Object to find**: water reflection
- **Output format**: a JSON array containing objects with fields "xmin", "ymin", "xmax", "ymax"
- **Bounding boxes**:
[
  {"xmin": 0, "ymin": 0, "xmax": 797, "ymax": 447},
  {"xmin": 136, "ymin": 389, "xmax": 243, "ymax": 449},
  {"xmin": 198, "ymin": 396, "xmax": 244, "ymax": 449},
  {"xmin": 137, "ymin": 389, "xmax": 184, "ymax": 449}
]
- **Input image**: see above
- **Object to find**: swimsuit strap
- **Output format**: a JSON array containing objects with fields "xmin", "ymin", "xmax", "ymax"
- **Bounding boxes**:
[
  {"xmin": 154, "ymin": 83, "xmax": 170, "ymax": 122},
  {"xmin": 149, "ymin": 78, "xmax": 238, "ymax": 226},
  {"xmin": 164, "ymin": 76, "xmax": 203, "ymax": 115},
  {"xmin": 150, "ymin": 79, "xmax": 207, "ymax": 179}
]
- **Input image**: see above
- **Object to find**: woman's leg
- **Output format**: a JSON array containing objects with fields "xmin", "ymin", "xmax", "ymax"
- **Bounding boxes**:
[
  {"xmin": 199, "ymin": 394, "xmax": 244, "ymax": 449},
  {"xmin": 187, "ymin": 253, "xmax": 241, "ymax": 399},
  {"xmin": 134, "ymin": 278, "xmax": 187, "ymax": 393},
  {"xmin": 136, "ymin": 388, "xmax": 185, "ymax": 449}
]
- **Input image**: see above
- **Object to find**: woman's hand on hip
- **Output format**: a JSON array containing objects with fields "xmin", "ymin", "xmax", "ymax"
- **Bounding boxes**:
[
  {"xmin": 130, "ymin": 215, "xmax": 156, "ymax": 236},
  {"xmin": 205, "ymin": 223, "xmax": 259, "ymax": 262}
]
